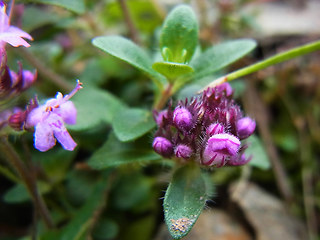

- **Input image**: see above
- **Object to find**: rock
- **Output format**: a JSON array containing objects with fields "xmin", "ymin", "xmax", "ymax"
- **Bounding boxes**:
[
  {"xmin": 243, "ymin": 0, "xmax": 320, "ymax": 37},
  {"xmin": 230, "ymin": 182, "xmax": 307, "ymax": 240}
]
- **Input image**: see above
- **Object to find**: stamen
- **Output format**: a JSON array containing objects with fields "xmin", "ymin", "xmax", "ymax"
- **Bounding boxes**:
[{"xmin": 62, "ymin": 80, "xmax": 83, "ymax": 102}]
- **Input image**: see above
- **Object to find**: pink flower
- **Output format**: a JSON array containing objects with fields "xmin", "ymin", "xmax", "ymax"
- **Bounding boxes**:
[
  {"xmin": 25, "ymin": 81, "xmax": 82, "ymax": 152},
  {"xmin": 0, "ymin": 2, "xmax": 32, "ymax": 47},
  {"xmin": 202, "ymin": 133, "xmax": 241, "ymax": 167}
]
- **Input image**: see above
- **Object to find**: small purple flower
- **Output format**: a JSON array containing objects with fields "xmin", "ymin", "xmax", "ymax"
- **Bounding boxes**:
[
  {"xmin": 25, "ymin": 81, "xmax": 82, "ymax": 152},
  {"xmin": 0, "ymin": 2, "xmax": 32, "ymax": 48},
  {"xmin": 175, "ymin": 144, "xmax": 193, "ymax": 159},
  {"xmin": 153, "ymin": 136, "xmax": 173, "ymax": 158},
  {"xmin": 173, "ymin": 106, "xmax": 193, "ymax": 132},
  {"xmin": 202, "ymin": 133, "xmax": 240, "ymax": 167},
  {"xmin": 236, "ymin": 117, "xmax": 256, "ymax": 139}
]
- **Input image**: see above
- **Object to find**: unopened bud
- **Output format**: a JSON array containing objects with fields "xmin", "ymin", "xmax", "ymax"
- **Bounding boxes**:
[
  {"xmin": 8, "ymin": 111, "xmax": 26, "ymax": 131},
  {"xmin": 173, "ymin": 107, "xmax": 193, "ymax": 132},
  {"xmin": 206, "ymin": 123, "xmax": 224, "ymax": 136},
  {"xmin": 153, "ymin": 137, "xmax": 173, "ymax": 158},
  {"xmin": 155, "ymin": 110, "xmax": 168, "ymax": 126},
  {"xmin": 236, "ymin": 117, "xmax": 256, "ymax": 139},
  {"xmin": 215, "ymin": 83, "xmax": 233, "ymax": 96},
  {"xmin": 175, "ymin": 144, "xmax": 193, "ymax": 159}
]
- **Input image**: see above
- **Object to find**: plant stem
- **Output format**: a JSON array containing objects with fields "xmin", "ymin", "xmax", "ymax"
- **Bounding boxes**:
[
  {"xmin": 203, "ymin": 40, "xmax": 320, "ymax": 90},
  {"xmin": 118, "ymin": 0, "xmax": 140, "ymax": 44},
  {"xmin": 154, "ymin": 84, "xmax": 173, "ymax": 111},
  {"xmin": 18, "ymin": 48, "xmax": 73, "ymax": 91},
  {"xmin": 0, "ymin": 137, "xmax": 54, "ymax": 229}
]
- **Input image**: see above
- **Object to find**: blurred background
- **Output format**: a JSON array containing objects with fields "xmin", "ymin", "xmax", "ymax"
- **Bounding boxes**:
[{"xmin": 0, "ymin": 0, "xmax": 319, "ymax": 239}]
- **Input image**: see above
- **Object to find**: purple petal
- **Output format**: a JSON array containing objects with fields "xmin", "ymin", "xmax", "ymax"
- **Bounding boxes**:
[
  {"xmin": 0, "ymin": 26, "xmax": 32, "ymax": 47},
  {"xmin": 26, "ymin": 106, "xmax": 46, "ymax": 128},
  {"xmin": 48, "ymin": 114, "xmax": 77, "ymax": 151},
  {"xmin": 34, "ymin": 121, "xmax": 56, "ymax": 152},
  {"xmin": 0, "ymin": 4, "xmax": 9, "ymax": 33},
  {"xmin": 207, "ymin": 133, "xmax": 240, "ymax": 156},
  {"xmin": 54, "ymin": 101, "xmax": 77, "ymax": 125}
]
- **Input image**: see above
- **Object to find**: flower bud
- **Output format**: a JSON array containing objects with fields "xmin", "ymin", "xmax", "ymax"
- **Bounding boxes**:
[
  {"xmin": 202, "ymin": 133, "xmax": 240, "ymax": 167},
  {"xmin": 153, "ymin": 136, "xmax": 173, "ymax": 158},
  {"xmin": 228, "ymin": 153, "xmax": 251, "ymax": 166},
  {"xmin": 215, "ymin": 83, "xmax": 233, "ymax": 96},
  {"xmin": 206, "ymin": 123, "xmax": 224, "ymax": 136},
  {"xmin": 175, "ymin": 144, "xmax": 193, "ymax": 159},
  {"xmin": 173, "ymin": 107, "xmax": 193, "ymax": 132},
  {"xmin": 155, "ymin": 110, "xmax": 168, "ymax": 126},
  {"xmin": 236, "ymin": 117, "xmax": 256, "ymax": 139},
  {"xmin": 21, "ymin": 70, "xmax": 37, "ymax": 90},
  {"xmin": 8, "ymin": 110, "xmax": 26, "ymax": 131}
]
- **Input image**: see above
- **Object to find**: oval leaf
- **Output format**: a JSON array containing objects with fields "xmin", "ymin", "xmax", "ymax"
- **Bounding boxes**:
[
  {"xmin": 152, "ymin": 62, "xmax": 194, "ymax": 81},
  {"xmin": 113, "ymin": 108, "xmax": 156, "ymax": 142},
  {"xmin": 31, "ymin": 0, "xmax": 85, "ymax": 14},
  {"xmin": 69, "ymin": 87, "xmax": 126, "ymax": 131},
  {"xmin": 190, "ymin": 39, "xmax": 257, "ymax": 80},
  {"xmin": 164, "ymin": 165, "xmax": 209, "ymax": 239},
  {"xmin": 92, "ymin": 36, "xmax": 166, "ymax": 88},
  {"xmin": 160, "ymin": 5, "xmax": 198, "ymax": 63},
  {"xmin": 88, "ymin": 133, "xmax": 161, "ymax": 169}
]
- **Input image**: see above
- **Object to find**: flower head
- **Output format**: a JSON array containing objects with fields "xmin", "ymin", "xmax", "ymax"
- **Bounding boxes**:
[
  {"xmin": 0, "ymin": 2, "xmax": 32, "ymax": 48},
  {"xmin": 152, "ymin": 83, "xmax": 255, "ymax": 168},
  {"xmin": 25, "ymin": 80, "xmax": 82, "ymax": 152}
]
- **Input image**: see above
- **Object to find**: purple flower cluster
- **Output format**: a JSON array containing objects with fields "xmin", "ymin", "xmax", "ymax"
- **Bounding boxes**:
[{"xmin": 152, "ymin": 83, "xmax": 256, "ymax": 168}]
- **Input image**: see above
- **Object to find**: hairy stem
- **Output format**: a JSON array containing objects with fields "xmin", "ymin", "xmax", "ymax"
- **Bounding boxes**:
[
  {"xmin": 0, "ymin": 137, "xmax": 54, "ymax": 229},
  {"xmin": 204, "ymin": 40, "xmax": 320, "ymax": 90}
]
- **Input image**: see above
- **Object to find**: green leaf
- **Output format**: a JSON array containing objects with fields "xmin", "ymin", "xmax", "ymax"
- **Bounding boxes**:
[
  {"xmin": 60, "ymin": 174, "xmax": 110, "ymax": 240},
  {"xmin": 69, "ymin": 87, "xmax": 126, "ymax": 131},
  {"xmin": 164, "ymin": 165, "xmax": 210, "ymax": 239},
  {"xmin": 4, "ymin": 182, "xmax": 51, "ymax": 203},
  {"xmin": 32, "ymin": 149, "xmax": 77, "ymax": 183},
  {"xmin": 246, "ymin": 135, "xmax": 271, "ymax": 170},
  {"xmin": 92, "ymin": 218, "xmax": 118, "ymax": 240},
  {"xmin": 92, "ymin": 36, "xmax": 166, "ymax": 89},
  {"xmin": 88, "ymin": 133, "xmax": 161, "ymax": 170},
  {"xmin": 112, "ymin": 108, "xmax": 156, "ymax": 142},
  {"xmin": 112, "ymin": 173, "xmax": 152, "ymax": 210},
  {"xmin": 160, "ymin": 5, "xmax": 198, "ymax": 63},
  {"xmin": 28, "ymin": 0, "xmax": 85, "ymax": 14},
  {"xmin": 190, "ymin": 39, "xmax": 257, "ymax": 80},
  {"xmin": 152, "ymin": 62, "xmax": 194, "ymax": 81},
  {"xmin": 22, "ymin": 6, "xmax": 60, "ymax": 32}
]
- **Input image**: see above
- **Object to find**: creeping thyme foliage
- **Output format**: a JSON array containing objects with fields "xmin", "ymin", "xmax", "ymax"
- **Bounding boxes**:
[{"xmin": 153, "ymin": 83, "xmax": 256, "ymax": 167}]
